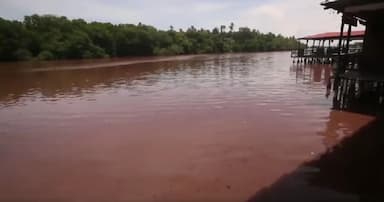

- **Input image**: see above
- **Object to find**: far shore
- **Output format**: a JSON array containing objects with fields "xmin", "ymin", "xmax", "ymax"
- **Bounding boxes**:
[{"xmin": 0, "ymin": 51, "xmax": 290, "ymax": 72}]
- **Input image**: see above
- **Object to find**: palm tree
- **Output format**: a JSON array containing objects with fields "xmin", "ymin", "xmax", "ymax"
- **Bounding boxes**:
[
  {"xmin": 189, "ymin": 25, "xmax": 196, "ymax": 32},
  {"xmin": 220, "ymin": 25, "xmax": 226, "ymax": 33},
  {"xmin": 212, "ymin": 27, "xmax": 219, "ymax": 34},
  {"xmin": 229, "ymin": 22, "xmax": 234, "ymax": 33}
]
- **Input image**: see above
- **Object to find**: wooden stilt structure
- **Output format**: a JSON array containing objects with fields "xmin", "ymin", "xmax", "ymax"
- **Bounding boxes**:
[
  {"xmin": 291, "ymin": 31, "xmax": 364, "ymax": 65},
  {"xmin": 322, "ymin": 0, "xmax": 384, "ymax": 114}
]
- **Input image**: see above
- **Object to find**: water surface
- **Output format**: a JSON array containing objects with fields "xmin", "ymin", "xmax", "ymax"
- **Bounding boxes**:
[{"xmin": 0, "ymin": 52, "xmax": 374, "ymax": 201}]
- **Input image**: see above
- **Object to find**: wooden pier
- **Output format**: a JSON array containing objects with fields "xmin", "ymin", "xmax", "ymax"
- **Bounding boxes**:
[
  {"xmin": 333, "ymin": 71, "xmax": 384, "ymax": 114},
  {"xmin": 291, "ymin": 31, "xmax": 364, "ymax": 65},
  {"xmin": 322, "ymin": 0, "xmax": 384, "ymax": 114}
]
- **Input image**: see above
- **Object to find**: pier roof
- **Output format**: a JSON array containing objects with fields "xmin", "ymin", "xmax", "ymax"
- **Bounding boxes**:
[
  {"xmin": 322, "ymin": 0, "xmax": 384, "ymax": 19},
  {"xmin": 299, "ymin": 30, "xmax": 365, "ymax": 40}
]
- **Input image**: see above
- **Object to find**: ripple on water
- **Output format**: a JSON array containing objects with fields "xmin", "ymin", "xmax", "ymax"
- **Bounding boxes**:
[{"xmin": 0, "ymin": 52, "xmax": 374, "ymax": 201}]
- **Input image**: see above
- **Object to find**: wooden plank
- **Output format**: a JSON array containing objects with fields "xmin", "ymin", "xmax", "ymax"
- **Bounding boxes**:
[{"xmin": 345, "ymin": 2, "xmax": 384, "ymax": 13}]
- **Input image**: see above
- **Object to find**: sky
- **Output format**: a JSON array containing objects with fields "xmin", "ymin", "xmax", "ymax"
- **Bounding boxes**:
[{"xmin": 0, "ymin": 0, "xmax": 350, "ymax": 37}]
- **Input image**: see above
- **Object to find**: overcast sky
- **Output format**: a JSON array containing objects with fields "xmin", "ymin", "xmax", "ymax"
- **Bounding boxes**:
[{"xmin": 0, "ymin": 0, "xmax": 346, "ymax": 37}]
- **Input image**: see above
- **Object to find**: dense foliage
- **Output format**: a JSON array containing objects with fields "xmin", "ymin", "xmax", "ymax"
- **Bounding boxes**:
[{"xmin": 0, "ymin": 15, "xmax": 298, "ymax": 61}]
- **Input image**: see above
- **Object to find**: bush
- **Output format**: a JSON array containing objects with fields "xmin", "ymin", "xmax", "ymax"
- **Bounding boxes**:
[
  {"xmin": 154, "ymin": 44, "xmax": 184, "ymax": 56},
  {"xmin": 81, "ymin": 50, "xmax": 94, "ymax": 59},
  {"xmin": 13, "ymin": 49, "xmax": 32, "ymax": 60},
  {"xmin": 37, "ymin": 50, "xmax": 55, "ymax": 60},
  {"xmin": 91, "ymin": 45, "xmax": 108, "ymax": 58}
]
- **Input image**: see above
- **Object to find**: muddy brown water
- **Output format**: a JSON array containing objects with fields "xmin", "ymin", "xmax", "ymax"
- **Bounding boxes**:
[{"xmin": 0, "ymin": 52, "xmax": 374, "ymax": 201}]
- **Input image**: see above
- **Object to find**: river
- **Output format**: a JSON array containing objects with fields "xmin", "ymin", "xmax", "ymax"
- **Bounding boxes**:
[{"xmin": 0, "ymin": 52, "xmax": 374, "ymax": 201}]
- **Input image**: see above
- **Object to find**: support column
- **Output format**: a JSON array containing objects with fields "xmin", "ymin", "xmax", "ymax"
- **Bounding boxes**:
[
  {"xmin": 334, "ymin": 19, "xmax": 345, "ymax": 91},
  {"xmin": 346, "ymin": 24, "xmax": 352, "ymax": 69},
  {"xmin": 338, "ymin": 22, "xmax": 345, "ymax": 56},
  {"xmin": 346, "ymin": 24, "xmax": 352, "ymax": 53}
]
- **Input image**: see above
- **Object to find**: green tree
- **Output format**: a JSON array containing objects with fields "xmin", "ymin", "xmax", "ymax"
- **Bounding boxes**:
[
  {"xmin": 0, "ymin": 15, "xmax": 299, "ymax": 61},
  {"xmin": 229, "ymin": 22, "xmax": 234, "ymax": 33}
]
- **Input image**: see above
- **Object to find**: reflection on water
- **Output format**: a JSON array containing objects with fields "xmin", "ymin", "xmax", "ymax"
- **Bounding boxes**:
[
  {"xmin": 290, "ymin": 63, "xmax": 332, "ymax": 85},
  {"xmin": 0, "ymin": 52, "xmax": 374, "ymax": 201}
]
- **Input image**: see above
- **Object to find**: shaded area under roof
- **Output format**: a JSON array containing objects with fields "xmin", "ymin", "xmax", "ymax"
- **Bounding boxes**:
[{"xmin": 299, "ymin": 30, "xmax": 365, "ymax": 40}]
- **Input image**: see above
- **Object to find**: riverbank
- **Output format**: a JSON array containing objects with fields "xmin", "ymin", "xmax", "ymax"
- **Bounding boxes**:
[{"xmin": 0, "ymin": 51, "xmax": 287, "ymax": 72}]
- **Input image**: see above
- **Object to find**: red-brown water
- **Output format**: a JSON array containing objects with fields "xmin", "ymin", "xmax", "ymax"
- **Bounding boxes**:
[{"xmin": 0, "ymin": 52, "xmax": 374, "ymax": 201}]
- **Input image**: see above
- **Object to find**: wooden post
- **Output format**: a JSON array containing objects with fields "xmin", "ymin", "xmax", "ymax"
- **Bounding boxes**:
[
  {"xmin": 297, "ymin": 39, "xmax": 301, "ymax": 53},
  {"xmin": 338, "ymin": 21, "xmax": 345, "ymax": 56},
  {"xmin": 296, "ymin": 39, "xmax": 301, "ymax": 63},
  {"xmin": 346, "ymin": 24, "xmax": 352, "ymax": 54},
  {"xmin": 334, "ymin": 19, "xmax": 345, "ymax": 91},
  {"xmin": 321, "ymin": 40, "xmax": 326, "ymax": 63},
  {"xmin": 298, "ymin": 40, "xmax": 301, "ymax": 61}
]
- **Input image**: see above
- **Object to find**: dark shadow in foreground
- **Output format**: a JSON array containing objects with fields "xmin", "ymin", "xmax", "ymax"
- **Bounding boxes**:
[{"xmin": 247, "ymin": 117, "xmax": 384, "ymax": 202}]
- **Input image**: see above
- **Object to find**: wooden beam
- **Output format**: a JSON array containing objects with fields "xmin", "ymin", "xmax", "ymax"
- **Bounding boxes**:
[
  {"xmin": 345, "ymin": 2, "xmax": 384, "ymax": 13},
  {"xmin": 342, "ymin": 15, "xmax": 357, "ymax": 26}
]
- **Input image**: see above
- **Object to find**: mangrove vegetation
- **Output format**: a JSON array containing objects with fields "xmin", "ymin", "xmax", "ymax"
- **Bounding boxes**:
[{"xmin": 0, "ymin": 14, "xmax": 298, "ymax": 61}]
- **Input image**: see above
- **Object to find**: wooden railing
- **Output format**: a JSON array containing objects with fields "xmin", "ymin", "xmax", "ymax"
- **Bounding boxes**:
[{"xmin": 291, "ymin": 47, "xmax": 361, "ymax": 58}]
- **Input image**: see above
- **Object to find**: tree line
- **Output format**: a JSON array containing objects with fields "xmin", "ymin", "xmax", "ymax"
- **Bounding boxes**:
[{"xmin": 0, "ymin": 14, "xmax": 298, "ymax": 61}]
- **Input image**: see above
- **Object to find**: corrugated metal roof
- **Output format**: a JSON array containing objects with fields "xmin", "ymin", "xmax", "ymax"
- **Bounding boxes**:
[{"xmin": 299, "ymin": 30, "xmax": 365, "ymax": 40}]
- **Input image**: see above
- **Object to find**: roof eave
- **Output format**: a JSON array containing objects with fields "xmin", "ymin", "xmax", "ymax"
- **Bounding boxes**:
[{"xmin": 321, "ymin": 1, "xmax": 345, "ymax": 12}]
